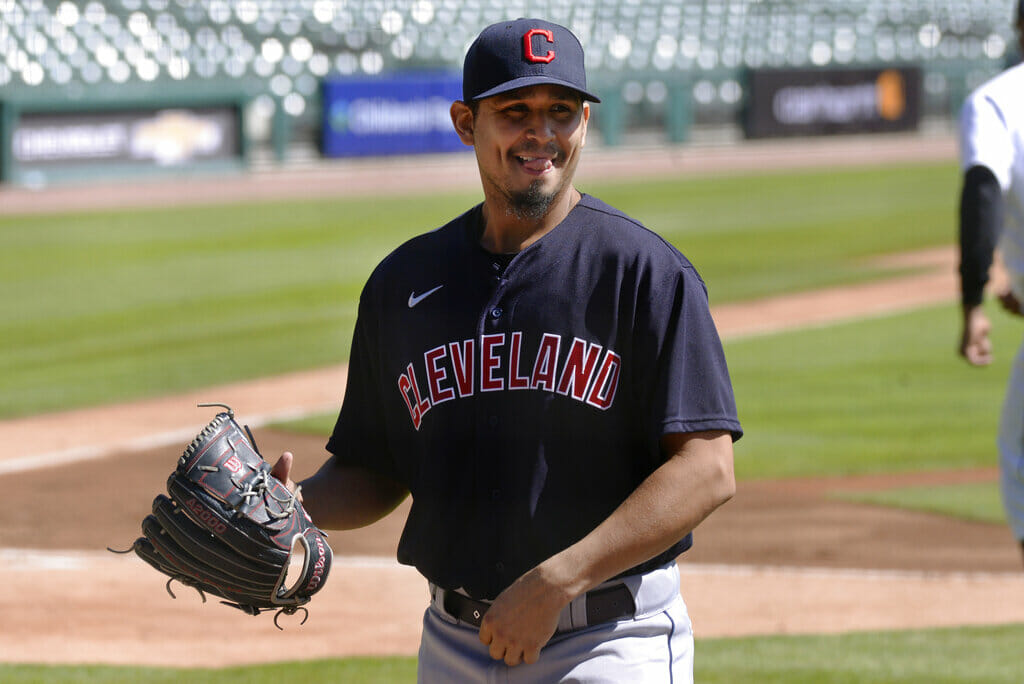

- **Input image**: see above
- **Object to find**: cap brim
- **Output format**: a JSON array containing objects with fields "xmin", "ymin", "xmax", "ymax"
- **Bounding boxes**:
[{"xmin": 472, "ymin": 76, "xmax": 601, "ymax": 103}]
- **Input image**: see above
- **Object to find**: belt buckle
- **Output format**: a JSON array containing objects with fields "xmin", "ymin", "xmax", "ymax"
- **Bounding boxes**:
[{"xmin": 442, "ymin": 589, "xmax": 488, "ymax": 627}]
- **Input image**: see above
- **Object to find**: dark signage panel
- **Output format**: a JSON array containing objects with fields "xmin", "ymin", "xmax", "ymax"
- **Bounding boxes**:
[{"xmin": 744, "ymin": 67, "xmax": 922, "ymax": 138}]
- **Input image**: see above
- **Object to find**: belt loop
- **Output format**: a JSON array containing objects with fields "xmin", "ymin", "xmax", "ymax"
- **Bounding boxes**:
[
  {"xmin": 555, "ymin": 603, "xmax": 574, "ymax": 632},
  {"xmin": 569, "ymin": 592, "xmax": 588, "ymax": 629}
]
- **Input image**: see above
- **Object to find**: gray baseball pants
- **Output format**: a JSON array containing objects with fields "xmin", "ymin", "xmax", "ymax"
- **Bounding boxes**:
[{"xmin": 416, "ymin": 562, "xmax": 693, "ymax": 683}]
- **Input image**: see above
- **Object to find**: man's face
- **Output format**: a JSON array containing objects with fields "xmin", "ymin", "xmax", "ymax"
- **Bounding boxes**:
[{"xmin": 457, "ymin": 85, "xmax": 589, "ymax": 220}]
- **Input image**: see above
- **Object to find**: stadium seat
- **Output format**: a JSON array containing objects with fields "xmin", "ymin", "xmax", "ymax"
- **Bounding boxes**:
[{"xmin": 0, "ymin": 0, "xmax": 1016, "ymax": 148}]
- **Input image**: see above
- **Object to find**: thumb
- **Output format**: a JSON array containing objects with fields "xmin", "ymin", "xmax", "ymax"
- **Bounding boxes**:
[{"xmin": 271, "ymin": 451, "xmax": 294, "ymax": 489}]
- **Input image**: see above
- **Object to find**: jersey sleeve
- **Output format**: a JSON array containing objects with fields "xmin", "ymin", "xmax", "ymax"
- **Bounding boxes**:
[
  {"xmin": 640, "ymin": 259, "xmax": 742, "ymax": 442},
  {"xmin": 325, "ymin": 282, "xmax": 402, "ymax": 483},
  {"xmin": 959, "ymin": 90, "xmax": 1014, "ymax": 191}
]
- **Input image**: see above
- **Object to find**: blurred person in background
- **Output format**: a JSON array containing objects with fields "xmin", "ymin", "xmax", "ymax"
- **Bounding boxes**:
[{"xmin": 957, "ymin": 0, "xmax": 1024, "ymax": 566}]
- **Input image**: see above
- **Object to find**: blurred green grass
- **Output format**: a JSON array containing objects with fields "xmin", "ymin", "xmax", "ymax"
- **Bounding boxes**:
[
  {"xmin": 0, "ymin": 161, "xmax": 958, "ymax": 419},
  {"xmin": 832, "ymin": 481, "xmax": 1005, "ymax": 524},
  {"xmin": 0, "ymin": 657, "xmax": 418, "ymax": 684},
  {"xmin": 726, "ymin": 302, "xmax": 1017, "ymax": 479},
  {"xmin": 5, "ymin": 624, "xmax": 1024, "ymax": 683},
  {"xmin": 693, "ymin": 624, "xmax": 1024, "ymax": 684},
  {"xmin": 587, "ymin": 162, "xmax": 960, "ymax": 302}
]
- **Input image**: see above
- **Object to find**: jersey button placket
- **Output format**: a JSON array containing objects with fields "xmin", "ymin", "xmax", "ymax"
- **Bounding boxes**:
[{"xmin": 476, "ymin": 279, "xmax": 507, "ymax": 588}]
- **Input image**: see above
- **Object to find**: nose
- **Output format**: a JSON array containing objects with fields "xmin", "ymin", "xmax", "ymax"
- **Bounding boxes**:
[{"xmin": 523, "ymin": 111, "xmax": 556, "ymax": 142}]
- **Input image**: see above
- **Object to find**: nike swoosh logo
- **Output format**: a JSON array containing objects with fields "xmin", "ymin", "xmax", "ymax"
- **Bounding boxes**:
[{"xmin": 408, "ymin": 285, "xmax": 444, "ymax": 308}]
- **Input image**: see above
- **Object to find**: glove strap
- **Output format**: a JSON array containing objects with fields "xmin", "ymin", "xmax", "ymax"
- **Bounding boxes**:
[{"xmin": 274, "ymin": 528, "xmax": 333, "ymax": 606}]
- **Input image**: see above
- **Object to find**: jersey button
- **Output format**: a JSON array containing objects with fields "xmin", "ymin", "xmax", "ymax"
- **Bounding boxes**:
[
  {"xmin": 490, "ymin": 307, "xmax": 503, "ymax": 318},
  {"xmin": 495, "ymin": 562, "xmax": 505, "ymax": 573},
  {"xmin": 491, "ymin": 489, "xmax": 501, "ymax": 501},
  {"xmin": 488, "ymin": 415, "xmax": 498, "ymax": 427}
]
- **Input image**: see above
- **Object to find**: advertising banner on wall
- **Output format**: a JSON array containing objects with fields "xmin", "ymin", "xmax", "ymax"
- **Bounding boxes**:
[
  {"xmin": 11, "ymin": 106, "xmax": 242, "ymax": 168},
  {"xmin": 743, "ymin": 66, "xmax": 922, "ymax": 138},
  {"xmin": 321, "ymin": 72, "xmax": 464, "ymax": 157}
]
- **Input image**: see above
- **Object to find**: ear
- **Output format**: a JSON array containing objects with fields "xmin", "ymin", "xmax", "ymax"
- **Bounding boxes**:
[
  {"xmin": 450, "ymin": 101, "xmax": 475, "ymax": 146},
  {"xmin": 579, "ymin": 102, "xmax": 590, "ymax": 148}
]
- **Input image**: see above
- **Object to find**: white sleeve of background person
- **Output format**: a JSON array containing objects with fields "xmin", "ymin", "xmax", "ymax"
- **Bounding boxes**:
[
  {"xmin": 960, "ymin": 64, "xmax": 1024, "ymax": 295},
  {"xmin": 958, "ymin": 73, "xmax": 1014, "ymax": 189}
]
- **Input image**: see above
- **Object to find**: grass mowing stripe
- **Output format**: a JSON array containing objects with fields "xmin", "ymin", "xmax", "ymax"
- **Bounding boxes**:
[
  {"xmin": 724, "ymin": 302, "xmax": 1017, "ymax": 479},
  {"xmin": 585, "ymin": 162, "xmax": 960, "ymax": 302},
  {"xmin": 0, "ymin": 161, "xmax": 958, "ymax": 419},
  {"xmin": 694, "ymin": 624, "xmax": 1024, "ymax": 683},
  {"xmin": 832, "ymin": 481, "xmax": 1006, "ymax": 524},
  {"xmin": 0, "ymin": 657, "xmax": 419, "ymax": 684},
  {"xmin": 4, "ymin": 624, "xmax": 1023, "ymax": 683}
]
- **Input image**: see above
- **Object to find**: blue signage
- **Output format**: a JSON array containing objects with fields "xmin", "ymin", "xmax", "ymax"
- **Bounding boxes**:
[{"xmin": 321, "ymin": 72, "xmax": 465, "ymax": 157}]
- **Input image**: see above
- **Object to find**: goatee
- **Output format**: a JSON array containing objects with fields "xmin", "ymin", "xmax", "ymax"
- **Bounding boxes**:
[{"xmin": 507, "ymin": 180, "xmax": 555, "ymax": 220}]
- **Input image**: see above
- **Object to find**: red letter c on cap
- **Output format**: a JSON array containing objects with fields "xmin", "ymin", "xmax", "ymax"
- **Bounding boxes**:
[{"xmin": 523, "ymin": 29, "xmax": 555, "ymax": 63}]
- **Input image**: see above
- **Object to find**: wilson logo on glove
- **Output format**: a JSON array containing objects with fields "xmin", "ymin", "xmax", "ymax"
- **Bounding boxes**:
[
  {"xmin": 108, "ymin": 403, "xmax": 333, "ymax": 629},
  {"xmin": 223, "ymin": 455, "xmax": 243, "ymax": 474},
  {"xmin": 305, "ymin": 534, "xmax": 329, "ymax": 593}
]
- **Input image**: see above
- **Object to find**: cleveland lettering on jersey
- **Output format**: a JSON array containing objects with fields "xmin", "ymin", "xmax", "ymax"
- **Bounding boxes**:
[{"xmin": 397, "ymin": 331, "xmax": 622, "ymax": 430}]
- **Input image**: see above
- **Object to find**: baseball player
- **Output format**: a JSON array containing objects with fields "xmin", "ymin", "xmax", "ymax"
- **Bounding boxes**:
[
  {"xmin": 957, "ymin": 1, "xmax": 1024, "ymax": 565},
  {"xmin": 273, "ymin": 18, "xmax": 741, "ymax": 681}
]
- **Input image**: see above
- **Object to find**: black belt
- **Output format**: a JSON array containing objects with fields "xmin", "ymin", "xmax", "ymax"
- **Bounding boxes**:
[{"xmin": 439, "ymin": 583, "xmax": 635, "ymax": 632}]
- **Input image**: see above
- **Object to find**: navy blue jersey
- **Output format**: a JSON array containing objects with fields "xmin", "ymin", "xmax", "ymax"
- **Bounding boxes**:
[{"xmin": 327, "ymin": 194, "xmax": 742, "ymax": 599}]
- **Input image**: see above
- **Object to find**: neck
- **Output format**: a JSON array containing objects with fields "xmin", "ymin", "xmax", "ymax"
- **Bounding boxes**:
[{"xmin": 480, "ymin": 186, "xmax": 581, "ymax": 254}]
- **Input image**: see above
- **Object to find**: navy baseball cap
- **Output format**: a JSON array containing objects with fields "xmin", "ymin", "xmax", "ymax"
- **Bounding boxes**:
[{"xmin": 462, "ymin": 18, "xmax": 601, "ymax": 103}]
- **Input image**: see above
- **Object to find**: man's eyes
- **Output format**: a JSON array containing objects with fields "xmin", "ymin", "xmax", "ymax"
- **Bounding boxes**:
[{"xmin": 501, "ymin": 104, "xmax": 575, "ymax": 116}]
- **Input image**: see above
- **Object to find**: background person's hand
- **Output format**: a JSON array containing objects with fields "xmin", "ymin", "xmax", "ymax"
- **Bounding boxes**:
[{"xmin": 960, "ymin": 305, "xmax": 993, "ymax": 366}]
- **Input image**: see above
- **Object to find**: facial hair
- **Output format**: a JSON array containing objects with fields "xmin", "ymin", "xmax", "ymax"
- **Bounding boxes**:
[
  {"xmin": 503, "ymin": 141, "xmax": 564, "ymax": 220},
  {"xmin": 506, "ymin": 180, "xmax": 555, "ymax": 220}
]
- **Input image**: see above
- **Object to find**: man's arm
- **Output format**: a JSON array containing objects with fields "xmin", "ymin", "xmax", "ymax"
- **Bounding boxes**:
[
  {"xmin": 478, "ymin": 430, "xmax": 735, "ymax": 667},
  {"xmin": 271, "ymin": 452, "xmax": 408, "ymax": 530},
  {"xmin": 959, "ymin": 164, "xmax": 1004, "ymax": 366}
]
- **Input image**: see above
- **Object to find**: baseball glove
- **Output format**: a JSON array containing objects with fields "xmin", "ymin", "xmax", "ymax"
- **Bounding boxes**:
[{"xmin": 111, "ymin": 403, "xmax": 332, "ymax": 627}]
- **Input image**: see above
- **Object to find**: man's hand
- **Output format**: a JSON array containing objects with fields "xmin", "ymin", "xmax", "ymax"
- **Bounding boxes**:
[
  {"xmin": 478, "ymin": 566, "xmax": 570, "ymax": 667},
  {"xmin": 960, "ymin": 304, "xmax": 993, "ymax": 366}
]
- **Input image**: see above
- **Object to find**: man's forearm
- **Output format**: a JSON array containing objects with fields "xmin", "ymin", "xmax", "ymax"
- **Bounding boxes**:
[
  {"xmin": 299, "ymin": 457, "xmax": 409, "ymax": 531},
  {"xmin": 538, "ymin": 431, "xmax": 735, "ymax": 600}
]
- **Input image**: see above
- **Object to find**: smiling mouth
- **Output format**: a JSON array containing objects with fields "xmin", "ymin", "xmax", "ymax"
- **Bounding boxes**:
[{"xmin": 516, "ymin": 155, "xmax": 555, "ymax": 173}]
